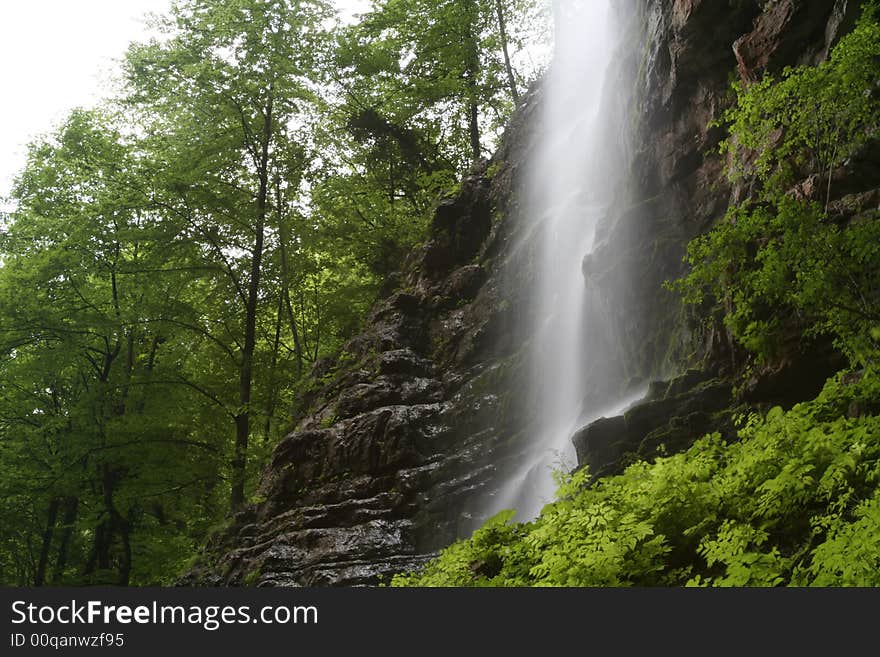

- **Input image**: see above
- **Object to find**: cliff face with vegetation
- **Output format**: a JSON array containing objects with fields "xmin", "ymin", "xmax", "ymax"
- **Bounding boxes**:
[
  {"xmin": 574, "ymin": 0, "xmax": 868, "ymax": 474},
  {"xmin": 188, "ymin": 104, "xmax": 543, "ymax": 585},
  {"xmin": 599, "ymin": 0, "xmax": 861, "ymax": 382},
  {"xmin": 191, "ymin": 0, "xmax": 875, "ymax": 586}
]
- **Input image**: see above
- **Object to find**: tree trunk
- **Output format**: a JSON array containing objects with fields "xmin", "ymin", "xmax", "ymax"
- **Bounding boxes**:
[
  {"xmin": 117, "ymin": 520, "xmax": 132, "ymax": 587},
  {"xmin": 275, "ymin": 177, "xmax": 304, "ymax": 377},
  {"xmin": 84, "ymin": 519, "xmax": 111, "ymax": 576},
  {"xmin": 284, "ymin": 288, "xmax": 304, "ymax": 377},
  {"xmin": 136, "ymin": 334, "xmax": 162, "ymax": 413},
  {"xmin": 389, "ymin": 157, "xmax": 396, "ymax": 205},
  {"xmin": 51, "ymin": 497, "xmax": 79, "ymax": 584},
  {"xmin": 263, "ymin": 294, "xmax": 284, "ymax": 442},
  {"xmin": 469, "ymin": 101, "xmax": 481, "ymax": 162},
  {"xmin": 298, "ymin": 287, "xmax": 311, "ymax": 360},
  {"xmin": 231, "ymin": 95, "xmax": 274, "ymax": 510},
  {"xmin": 34, "ymin": 498, "xmax": 60, "ymax": 586},
  {"xmin": 495, "ymin": 0, "xmax": 520, "ymax": 104},
  {"xmin": 312, "ymin": 277, "xmax": 322, "ymax": 362},
  {"xmin": 465, "ymin": 2, "xmax": 482, "ymax": 161},
  {"xmin": 100, "ymin": 463, "xmax": 130, "ymax": 584}
]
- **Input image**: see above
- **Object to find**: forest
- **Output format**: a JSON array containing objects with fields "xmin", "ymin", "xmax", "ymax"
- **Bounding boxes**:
[
  {"xmin": 0, "ymin": 0, "xmax": 546, "ymax": 586},
  {"xmin": 1, "ymin": 0, "xmax": 879, "ymax": 588}
]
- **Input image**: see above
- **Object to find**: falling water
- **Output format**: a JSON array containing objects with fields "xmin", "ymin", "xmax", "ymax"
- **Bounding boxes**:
[{"xmin": 488, "ymin": 1, "xmax": 640, "ymax": 519}]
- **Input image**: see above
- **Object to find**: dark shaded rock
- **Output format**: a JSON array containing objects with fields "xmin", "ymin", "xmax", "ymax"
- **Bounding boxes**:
[
  {"xmin": 647, "ymin": 368, "xmax": 713, "ymax": 401},
  {"xmin": 574, "ymin": 415, "xmax": 627, "ymax": 475},
  {"xmin": 733, "ymin": 0, "xmax": 860, "ymax": 82},
  {"xmin": 436, "ymin": 264, "xmax": 486, "ymax": 306},
  {"xmin": 377, "ymin": 349, "xmax": 435, "ymax": 377},
  {"xmin": 421, "ymin": 173, "xmax": 493, "ymax": 279},
  {"xmin": 573, "ymin": 372, "xmax": 735, "ymax": 478},
  {"xmin": 334, "ymin": 377, "xmax": 443, "ymax": 420},
  {"xmin": 741, "ymin": 337, "xmax": 846, "ymax": 409}
]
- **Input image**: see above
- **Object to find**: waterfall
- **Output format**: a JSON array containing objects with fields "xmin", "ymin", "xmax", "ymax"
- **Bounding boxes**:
[{"xmin": 487, "ymin": 1, "xmax": 641, "ymax": 520}]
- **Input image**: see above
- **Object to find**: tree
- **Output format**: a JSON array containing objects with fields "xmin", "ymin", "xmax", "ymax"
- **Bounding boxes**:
[
  {"xmin": 0, "ymin": 109, "xmax": 227, "ymax": 585},
  {"xmin": 494, "ymin": 0, "xmax": 520, "ymax": 104},
  {"xmin": 309, "ymin": 0, "xmax": 546, "ymax": 288},
  {"xmin": 0, "ymin": 0, "xmax": 554, "ymax": 584},
  {"xmin": 124, "ymin": 0, "xmax": 332, "ymax": 510},
  {"xmin": 336, "ymin": 0, "xmax": 545, "ymax": 169}
]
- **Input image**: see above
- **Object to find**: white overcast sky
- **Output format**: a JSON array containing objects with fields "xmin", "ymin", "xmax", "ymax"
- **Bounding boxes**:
[{"xmin": 0, "ymin": 0, "xmax": 369, "ymax": 202}]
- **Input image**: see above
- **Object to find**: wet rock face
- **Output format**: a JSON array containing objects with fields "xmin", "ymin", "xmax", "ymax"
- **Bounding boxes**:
[
  {"xmin": 186, "ymin": 95, "xmax": 543, "ymax": 587},
  {"xmin": 422, "ymin": 177, "xmax": 493, "ymax": 278},
  {"xmin": 569, "ymin": 0, "xmax": 870, "ymax": 478},
  {"xmin": 573, "ymin": 371, "xmax": 735, "ymax": 479},
  {"xmin": 590, "ymin": 0, "xmax": 864, "ymax": 386},
  {"xmin": 733, "ymin": 0, "xmax": 861, "ymax": 82}
]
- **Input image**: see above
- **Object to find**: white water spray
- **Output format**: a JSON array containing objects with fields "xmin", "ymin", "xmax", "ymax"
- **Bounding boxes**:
[{"xmin": 489, "ymin": 1, "xmax": 638, "ymax": 519}]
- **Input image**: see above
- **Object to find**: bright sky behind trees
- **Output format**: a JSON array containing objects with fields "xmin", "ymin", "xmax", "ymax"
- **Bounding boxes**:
[{"xmin": 0, "ymin": 0, "xmax": 369, "ymax": 201}]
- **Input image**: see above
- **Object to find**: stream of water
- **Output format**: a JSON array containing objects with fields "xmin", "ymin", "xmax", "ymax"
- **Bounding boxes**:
[{"xmin": 489, "ymin": 1, "xmax": 640, "ymax": 519}]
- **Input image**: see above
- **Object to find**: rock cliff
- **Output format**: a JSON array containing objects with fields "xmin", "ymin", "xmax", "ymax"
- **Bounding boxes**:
[
  {"xmin": 188, "ymin": 0, "xmax": 870, "ymax": 586},
  {"xmin": 188, "ymin": 101, "xmax": 544, "ymax": 585}
]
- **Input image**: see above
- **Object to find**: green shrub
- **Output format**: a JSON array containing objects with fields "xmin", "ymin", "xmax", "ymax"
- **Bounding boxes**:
[
  {"xmin": 671, "ymin": 8, "xmax": 880, "ymax": 364},
  {"xmin": 394, "ymin": 369, "xmax": 880, "ymax": 586}
]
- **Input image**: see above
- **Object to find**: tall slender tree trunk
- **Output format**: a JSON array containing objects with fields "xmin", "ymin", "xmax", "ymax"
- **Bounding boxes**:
[
  {"xmin": 389, "ymin": 157, "xmax": 397, "ymax": 205},
  {"xmin": 298, "ymin": 287, "xmax": 311, "ymax": 359},
  {"xmin": 84, "ymin": 519, "xmax": 111, "ymax": 576},
  {"xmin": 231, "ymin": 95, "xmax": 274, "ymax": 511},
  {"xmin": 275, "ymin": 176, "xmax": 303, "ymax": 377},
  {"xmin": 469, "ymin": 100, "xmax": 481, "ymax": 162},
  {"xmin": 34, "ymin": 498, "xmax": 60, "ymax": 586},
  {"xmin": 136, "ymin": 334, "xmax": 162, "ymax": 413},
  {"xmin": 312, "ymin": 278, "xmax": 322, "ymax": 362},
  {"xmin": 98, "ymin": 463, "xmax": 131, "ymax": 586},
  {"xmin": 117, "ymin": 522, "xmax": 132, "ymax": 586},
  {"xmin": 465, "ymin": 1, "xmax": 482, "ymax": 161},
  {"xmin": 284, "ymin": 288, "xmax": 304, "ymax": 377},
  {"xmin": 51, "ymin": 497, "xmax": 79, "ymax": 584},
  {"xmin": 263, "ymin": 294, "xmax": 284, "ymax": 442},
  {"xmin": 495, "ymin": 0, "xmax": 520, "ymax": 104}
]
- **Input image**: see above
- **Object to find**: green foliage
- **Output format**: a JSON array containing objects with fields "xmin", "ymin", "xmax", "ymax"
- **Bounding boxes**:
[
  {"xmin": 336, "ymin": 0, "xmax": 546, "ymax": 165},
  {"xmin": 0, "ymin": 0, "xmax": 549, "ymax": 585},
  {"xmin": 677, "ymin": 198, "xmax": 880, "ymax": 363},
  {"xmin": 309, "ymin": 0, "xmax": 548, "ymax": 282},
  {"xmin": 0, "ymin": 110, "xmax": 227, "ymax": 586},
  {"xmin": 672, "ymin": 9, "xmax": 880, "ymax": 364},
  {"xmin": 394, "ymin": 369, "xmax": 880, "ymax": 587}
]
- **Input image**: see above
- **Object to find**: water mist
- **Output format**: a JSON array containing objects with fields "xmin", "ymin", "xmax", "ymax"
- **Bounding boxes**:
[{"xmin": 489, "ymin": 1, "xmax": 640, "ymax": 520}]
